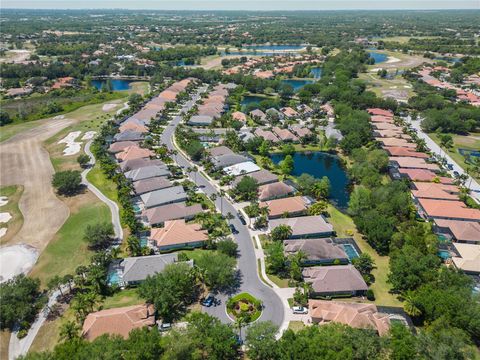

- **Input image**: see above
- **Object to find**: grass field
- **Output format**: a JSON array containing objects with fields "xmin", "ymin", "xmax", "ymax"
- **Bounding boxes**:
[
  {"xmin": 29, "ymin": 192, "xmax": 110, "ymax": 287},
  {"xmin": 359, "ymin": 72, "xmax": 414, "ymax": 102},
  {"xmin": 288, "ymin": 321, "xmax": 306, "ymax": 332},
  {"xmin": 102, "ymin": 289, "xmax": 144, "ymax": 310},
  {"xmin": 86, "ymin": 164, "xmax": 119, "ymax": 202},
  {"xmin": 0, "ymin": 330, "xmax": 10, "ymax": 360},
  {"xmin": 0, "ymin": 185, "xmax": 24, "ymax": 246},
  {"xmin": 327, "ymin": 205, "xmax": 401, "ymax": 307}
]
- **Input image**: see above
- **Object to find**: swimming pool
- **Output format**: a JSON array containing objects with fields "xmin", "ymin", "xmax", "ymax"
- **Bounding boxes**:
[
  {"xmin": 107, "ymin": 271, "xmax": 120, "ymax": 286},
  {"xmin": 438, "ymin": 250, "xmax": 451, "ymax": 260},
  {"xmin": 140, "ymin": 236, "xmax": 148, "ymax": 247},
  {"xmin": 342, "ymin": 244, "xmax": 359, "ymax": 260},
  {"xmin": 133, "ymin": 204, "xmax": 142, "ymax": 213}
]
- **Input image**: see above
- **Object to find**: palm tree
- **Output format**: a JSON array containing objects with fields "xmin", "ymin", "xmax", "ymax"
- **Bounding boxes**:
[
  {"xmin": 234, "ymin": 316, "xmax": 247, "ymax": 339},
  {"xmin": 402, "ymin": 292, "xmax": 421, "ymax": 317},
  {"xmin": 59, "ymin": 320, "xmax": 80, "ymax": 342}
]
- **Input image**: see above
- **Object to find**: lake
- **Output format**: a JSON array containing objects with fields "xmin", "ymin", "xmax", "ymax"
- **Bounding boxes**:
[
  {"xmin": 310, "ymin": 67, "xmax": 322, "ymax": 79},
  {"xmin": 92, "ymin": 79, "xmax": 133, "ymax": 91},
  {"xmin": 270, "ymin": 151, "xmax": 350, "ymax": 209},
  {"xmin": 241, "ymin": 95, "xmax": 271, "ymax": 107},
  {"xmin": 281, "ymin": 79, "xmax": 314, "ymax": 92},
  {"xmin": 368, "ymin": 51, "xmax": 388, "ymax": 64}
]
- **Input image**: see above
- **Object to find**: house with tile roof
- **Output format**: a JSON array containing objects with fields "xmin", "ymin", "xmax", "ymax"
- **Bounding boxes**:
[
  {"xmin": 451, "ymin": 243, "xmax": 480, "ymax": 274},
  {"xmin": 433, "ymin": 219, "xmax": 480, "ymax": 244},
  {"xmin": 411, "ymin": 182, "xmax": 460, "ymax": 201},
  {"xmin": 254, "ymin": 128, "xmax": 280, "ymax": 143},
  {"xmin": 149, "ymin": 220, "xmax": 208, "ymax": 251},
  {"xmin": 389, "ymin": 157, "xmax": 440, "ymax": 172},
  {"xmin": 133, "ymin": 177, "xmax": 173, "ymax": 195},
  {"xmin": 284, "ymin": 238, "xmax": 349, "ymax": 265},
  {"xmin": 125, "ymin": 165, "xmax": 170, "ymax": 182},
  {"xmin": 115, "ymin": 146, "xmax": 154, "ymax": 162},
  {"xmin": 272, "ymin": 127, "xmax": 299, "ymax": 142},
  {"xmin": 142, "ymin": 202, "xmax": 203, "ymax": 227},
  {"xmin": 260, "ymin": 196, "xmax": 309, "ymax": 219},
  {"xmin": 268, "ymin": 215, "xmax": 334, "ymax": 238},
  {"xmin": 417, "ymin": 198, "xmax": 480, "ymax": 222},
  {"xmin": 302, "ymin": 265, "xmax": 368, "ymax": 297},
  {"xmin": 258, "ymin": 182, "xmax": 295, "ymax": 201}
]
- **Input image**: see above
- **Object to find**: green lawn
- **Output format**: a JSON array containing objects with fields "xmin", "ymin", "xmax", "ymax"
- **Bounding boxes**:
[
  {"xmin": 102, "ymin": 289, "xmax": 144, "ymax": 310},
  {"xmin": 29, "ymin": 195, "xmax": 110, "ymax": 287},
  {"xmin": 180, "ymin": 248, "xmax": 214, "ymax": 262},
  {"xmin": 0, "ymin": 185, "xmax": 24, "ymax": 246},
  {"xmin": 327, "ymin": 205, "xmax": 401, "ymax": 307},
  {"xmin": 86, "ymin": 164, "xmax": 119, "ymax": 203},
  {"xmin": 288, "ymin": 321, "xmax": 306, "ymax": 332}
]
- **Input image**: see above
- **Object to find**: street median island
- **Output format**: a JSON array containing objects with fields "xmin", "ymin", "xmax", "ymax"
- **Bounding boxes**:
[{"xmin": 226, "ymin": 292, "xmax": 263, "ymax": 323}]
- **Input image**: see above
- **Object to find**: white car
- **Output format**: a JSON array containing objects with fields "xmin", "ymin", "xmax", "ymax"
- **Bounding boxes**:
[{"xmin": 292, "ymin": 306, "xmax": 308, "ymax": 314}]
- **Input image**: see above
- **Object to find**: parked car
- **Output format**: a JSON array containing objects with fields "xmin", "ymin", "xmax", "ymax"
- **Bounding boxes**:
[
  {"xmin": 202, "ymin": 293, "xmax": 215, "ymax": 307},
  {"xmin": 292, "ymin": 306, "xmax": 308, "ymax": 314},
  {"xmin": 229, "ymin": 224, "xmax": 239, "ymax": 234},
  {"xmin": 159, "ymin": 322, "xmax": 171, "ymax": 332},
  {"xmin": 447, "ymin": 164, "xmax": 454, "ymax": 170},
  {"xmin": 453, "ymin": 171, "xmax": 460, "ymax": 177},
  {"xmin": 238, "ymin": 213, "xmax": 247, "ymax": 225}
]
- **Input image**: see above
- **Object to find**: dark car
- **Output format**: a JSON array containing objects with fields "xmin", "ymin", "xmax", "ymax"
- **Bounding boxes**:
[
  {"xmin": 447, "ymin": 164, "xmax": 454, "ymax": 170},
  {"xmin": 453, "ymin": 171, "xmax": 460, "ymax": 177},
  {"xmin": 229, "ymin": 224, "xmax": 239, "ymax": 234},
  {"xmin": 202, "ymin": 293, "xmax": 215, "ymax": 307},
  {"xmin": 238, "ymin": 214, "xmax": 247, "ymax": 225}
]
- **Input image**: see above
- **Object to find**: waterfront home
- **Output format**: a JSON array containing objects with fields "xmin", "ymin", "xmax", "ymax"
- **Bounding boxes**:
[
  {"xmin": 250, "ymin": 109, "xmax": 267, "ymax": 122},
  {"xmin": 109, "ymin": 253, "xmax": 182, "ymax": 286},
  {"xmin": 254, "ymin": 128, "xmax": 280, "ymax": 143},
  {"xmin": 140, "ymin": 186, "xmax": 187, "ymax": 209},
  {"xmin": 280, "ymin": 107, "xmax": 299, "ymax": 119},
  {"xmin": 290, "ymin": 125, "xmax": 313, "ymax": 138},
  {"xmin": 232, "ymin": 169, "xmax": 278, "ymax": 187},
  {"xmin": 150, "ymin": 219, "xmax": 208, "ymax": 251},
  {"xmin": 308, "ymin": 300, "xmax": 390, "ymax": 336},
  {"xmin": 268, "ymin": 215, "xmax": 334, "ymax": 238},
  {"xmin": 211, "ymin": 153, "xmax": 250, "ymax": 169},
  {"xmin": 133, "ymin": 177, "xmax": 173, "ymax": 195},
  {"xmin": 142, "ymin": 202, "xmax": 203, "ymax": 227},
  {"xmin": 374, "ymin": 129, "xmax": 412, "ymax": 140},
  {"xmin": 272, "ymin": 127, "xmax": 299, "ymax": 142},
  {"xmin": 302, "ymin": 265, "xmax": 368, "ymax": 297},
  {"xmin": 258, "ymin": 182, "xmax": 295, "ymax": 201},
  {"xmin": 119, "ymin": 158, "xmax": 165, "ymax": 172},
  {"xmin": 417, "ymin": 198, "xmax": 480, "ymax": 222},
  {"xmin": 433, "ymin": 219, "xmax": 480, "ymax": 244},
  {"xmin": 384, "ymin": 146, "xmax": 429, "ymax": 158},
  {"xmin": 125, "ymin": 165, "xmax": 170, "ymax": 182},
  {"xmin": 389, "ymin": 157, "xmax": 440, "ymax": 172},
  {"xmin": 451, "ymin": 243, "xmax": 480, "ymax": 274},
  {"xmin": 223, "ymin": 161, "xmax": 261, "ymax": 176},
  {"xmin": 260, "ymin": 196, "xmax": 309, "ymax": 219},
  {"xmin": 411, "ymin": 182, "xmax": 459, "ymax": 201},
  {"xmin": 397, "ymin": 168, "xmax": 455, "ymax": 184},
  {"xmin": 188, "ymin": 115, "xmax": 214, "ymax": 126},
  {"xmin": 115, "ymin": 146, "xmax": 154, "ymax": 162},
  {"xmin": 376, "ymin": 137, "xmax": 416, "ymax": 149},
  {"xmin": 284, "ymin": 238, "xmax": 348, "ymax": 265},
  {"xmin": 82, "ymin": 304, "xmax": 155, "ymax": 341},
  {"xmin": 108, "ymin": 141, "xmax": 139, "ymax": 154}
]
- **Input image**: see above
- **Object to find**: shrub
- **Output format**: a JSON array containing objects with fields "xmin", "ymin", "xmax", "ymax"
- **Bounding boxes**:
[
  {"xmin": 366, "ymin": 289, "xmax": 375, "ymax": 301},
  {"xmin": 52, "ymin": 170, "xmax": 82, "ymax": 196}
]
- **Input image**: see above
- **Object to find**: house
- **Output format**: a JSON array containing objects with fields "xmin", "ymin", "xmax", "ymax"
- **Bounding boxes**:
[
  {"xmin": 260, "ymin": 196, "xmax": 309, "ymax": 219},
  {"xmin": 411, "ymin": 182, "xmax": 459, "ymax": 201},
  {"xmin": 384, "ymin": 147, "xmax": 429, "ymax": 158},
  {"xmin": 206, "ymin": 146, "xmax": 235, "ymax": 158},
  {"xmin": 223, "ymin": 161, "xmax": 261, "ymax": 176},
  {"xmin": 389, "ymin": 157, "xmax": 440, "ymax": 172},
  {"xmin": 397, "ymin": 168, "xmax": 454, "ymax": 184},
  {"xmin": 125, "ymin": 165, "xmax": 170, "ymax": 182},
  {"xmin": 120, "ymin": 158, "xmax": 165, "ymax": 172},
  {"xmin": 108, "ymin": 141, "xmax": 139, "ymax": 154},
  {"xmin": 266, "ymin": 108, "xmax": 284, "ymax": 121},
  {"xmin": 232, "ymin": 111, "xmax": 247, "ymax": 122},
  {"xmin": 272, "ymin": 127, "xmax": 299, "ymax": 142},
  {"xmin": 258, "ymin": 182, "xmax": 295, "ymax": 201},
  {"xmin": 417, "ymin": 198, "xmax": 480, "ymax": 222},
  {"xmin": 451, "ymin": 243, "xmax": 480, "ymax": 274},
  {"xmin": 188, "ymin": 115, "xmax": 214, "ymax": 126},
  {"xmin": 433, "ymin": 219, "xmax": 480, "ymax": 244},
  {"xmin": 150, "ymin": 220, "xmax": 208, "ymax": 251},
  {"xmin": 133, "ymin": 177, "xmax": 173, "ymax": 195},
  {"xmin": 82, "ymin": 304, "xmax": 155, "ymax": 341},
  {"xmin": 5, "ymin": 87, "xmax": 32, "ymax": 97},
  {"xmin": 109, "ymin": 253, "xmax": 181, "ymax": 286},
  {"xmin": 211, "ymin": 153, "xmax": 250, "ymax": 169},
  {"xmin": 290, "ymin": 125, "xmax": 313, "ymax": 138},
  {"xmin": 268, "ymin": 215, "xmax": 334, "ymax": 238},
  {"xmin": 280, "ymin": 107, "xmax": 298, "ymax": 119},
  {"xmin": 250, "ymin": 109, "xmax": 267, "ymax": 122},
  {"xmin": 370, "ymin": 115, "xmax": 394, "ymax": 123},
  {"xmin": 377, "ymin": 138, "xmax": 416, "ymax": 149},
  {"xmin": 320, "ymin": 103, "xmax": 335, "ymax": 119},
  {"xmin": 308, "ymin": 300, "xmax": 390, "ymax": 336},
  {"xmin": 119, "ymin": 120, "xmax": 148, "ymax": 134},
  {"xmin": 372, "ymin": 122, "xmax": 401, "ymax": 131},
  {"xmin": 142, "ymin": 202, "xmax": 203, "ymax": 227},
  {"xmin": 284, "ymin": 238, "xmax": 349, "ymax": 265},
  {"xmin": 140, "ymin": 185, "xmax": 187, "ymax": 209},
  {"xmin": 114, "ymin": 130, "xmax": 145, "ymax": 142},
  {"xmin": 302, "ymin": 265, "xmax": 368, "ymax": 297},
  {"xmin": 375, "ymin": 129, "xmax": 412, "ymax": 140},
  {"xmin": 367, "ymin": 108, "xmax": 394, "ymax": 117},
  {"xmin": 115, "ymin": 146, "xmax": 154, "ymax": 162},
  {"xmin": 232, "ymin": 169, "xmax": 278, "ymax": 187},
  {"xmin": 254, "ymin": 128, "xmax": 280, "ymax": 143},
  {"xmin": 297, "ymin": 104, "xmax": 314, "ymax": 115}
]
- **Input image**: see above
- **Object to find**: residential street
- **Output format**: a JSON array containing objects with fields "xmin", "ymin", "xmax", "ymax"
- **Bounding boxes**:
[
  {"xmin": 404, "ymin": 116, "xmax": 480, "ymax": 202},
  {"xmin": 161, "ymin": 114, "xmax": 286, "ymax": 333}
]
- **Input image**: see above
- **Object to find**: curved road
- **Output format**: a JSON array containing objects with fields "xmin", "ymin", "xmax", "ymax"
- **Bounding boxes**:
[{"xmin": 161, "ymin": 116, "xmax": 285, "ymax": 331}]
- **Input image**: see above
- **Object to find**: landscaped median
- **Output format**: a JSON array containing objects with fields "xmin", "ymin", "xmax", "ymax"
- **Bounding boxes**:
[{"xmin": 226, "ymin": 292, "xmax": 263, "ymax": 323}]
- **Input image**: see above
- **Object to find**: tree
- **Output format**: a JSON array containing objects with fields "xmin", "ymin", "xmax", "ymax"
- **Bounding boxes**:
[
  {"xmin": 128, "ymin": 93, "xmax": 143, "ymax": 108},
  {"xmin": 233, "ymin": 176, "xmax": 258, "ymax": 201},
  {"xmin": 258, "ymin": 140, "xmax": 271, "ymax": 156},
  {"xmin": 127, "ymin": 235, "xmax": 142, "ymax": 256},
  {"xmin": 52, "ymin": 170, "xmax": 82, "ymax": 196},
  {"xmin": 138, "ymin": 263, "xmax": 196, "ymax": 322},
  {"xmin": 402, "ymin": 291, "xmax": 421, "ymax": 317},
  {"xmin": 195, "ymin": 252, "xmax": 236, "ymax": 291},
  {"xmin": 270, "ymin": 224, "xmax": 292, "ymax": 241},
  {"xmin": 0, "ymin": 275, "xmax": 46, "ymax": 331},
  {"xmin": 47, "ymin": 275, "xmax": 64, "ymax": 297},
  {"xmin": 281, "ymin": 143, "xmax": 295, "ymax": 156},
  {"xmin": 296, "ymin": 173, "xmax": 316, "ymax": 195},
  {"xmin": 0, "ymin": 110, "xmax": 12, "ymax": 126},
  {"xmin": 59, "ymin": 321, "xmax": 80, "ymax": 342},
  {"xmin": 279, "ymin": 155, "xmax": 294, "ymax": 175},
  {"xmin": 352, "ymin": 253, "xmax": 375, "ymax": 284},
  {"xmin": 265, "ymin": 241, "xmax": 286, "ymax": 274},
  {"xmin": 388, "ymin": 322, "xmax": 418, "ymax": 360},
  {"xmin": 216, "ymin": 238, "xmax": 238, "ymax": 258},
  {"xmin": 76, "ymin": 154, "xmax": 90, "ymax": 168},
  {"xmin": 246, "ymin": 321, "xmax": 279, "ymax": 360},
  {"xmin": 311, "ymin": 177, "xmax": 330, "ymax": 199},
  {"xmin": 83, "ymin": 222, "xmax": 114, "ymax": 250},
  {"xmin": 307, "ymin": 201, "xmax": 328, "ymax": 215},
  {"xmin": 439, "ymin": 133, "xmax": 453, "ymax": 150}
]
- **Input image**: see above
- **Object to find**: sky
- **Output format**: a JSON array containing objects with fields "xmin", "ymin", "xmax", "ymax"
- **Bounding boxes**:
[{"xmin": 2, "ymin": 0, "xmax": 479, "ymax": 10}]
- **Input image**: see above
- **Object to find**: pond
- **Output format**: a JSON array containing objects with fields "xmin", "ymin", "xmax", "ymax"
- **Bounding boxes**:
[
  {"xmin": 281, "ymin": 79, "xmax": 315, "ymax": 92},
  {"xmin": 368, "ymin": 51, "xmax": 388, "ymax": 64},
  {"xmin": 270, "ymin": 151, "xmax": 350, "ymax": 209},
  {"xmin": 310, "ymin": 67, "xmax": 322, "ymax": 79},
  {"xmin": 434, "ymin": 56, "xmax": 461, "ymax": 63},
  {"xmin": 241, "ymin": 95, "xmax": 272, "ymax": 107},
  {"xmin": 91, "ymin": 79, "xmax": 133, "ymax": 91}
]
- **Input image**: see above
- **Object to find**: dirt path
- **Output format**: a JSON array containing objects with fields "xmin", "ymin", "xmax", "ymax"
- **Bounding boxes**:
[{"xmin": 0, "ymin": 118, "xmax": 75, "ymax": 254}]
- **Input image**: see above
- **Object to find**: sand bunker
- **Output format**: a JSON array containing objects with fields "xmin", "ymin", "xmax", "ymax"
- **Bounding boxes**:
[
  {"xmin": 386, "ymin": 57, "xmax": 400, "ymax": 64},
  {"xmin": 0, "ymin": 228, "xmax": 6, "ymax": 239},
  {"xmin": 58, "ymin": 131, "xmax": 82, "ymax": 156},
  {"xmin": 0, "ymin": 212, "xmax": 12, "ymax": 223},
  {"xmin": 102, "ymin": 103, "xmax": 118, "ymax": 112},
  {"xmin": 81, "ymin": 131, "xmax": 96, "ymax": 140},
  {"xmin": 0, "ymin": 244, "xmax": 39, "ymax": 283},
  {"xmin": 53, "ymin": 115, "xmax": 65, "ymax": 120},
  {"xmin": 0, "ymin": 196, "xmax": 8, "ymax": 207}
]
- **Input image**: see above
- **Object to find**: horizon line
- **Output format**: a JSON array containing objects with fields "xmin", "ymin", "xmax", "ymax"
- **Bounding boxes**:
[{"xmin": 2, "ymin": 7, "xmax": 479, "ymax": 10}]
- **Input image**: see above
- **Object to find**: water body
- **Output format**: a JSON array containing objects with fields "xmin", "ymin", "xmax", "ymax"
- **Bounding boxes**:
[
  {"xmin": 270, "ymin": 151, "xmax": 350, "ymax": 209},
  {"xmin": 281, "ymin": 79, "xmax": 315, "ymax": 92},
  {"xmin": 310, "ymin": 67, "xmax": 322, "ymax": 79},
  {"xmin": 368, "ymin": 51, "xmax": 388, "ymax": 64},
  {"xmin": 241, "ymin": 95, "xmax": 271, "ymax": 107},
  {"xmin": 434, "ymin": 56, "xmax": 461, "ymax": 63},
  {"xmin": 92, "ymin": 79, "xmax": 133, "ymax": 91}
]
